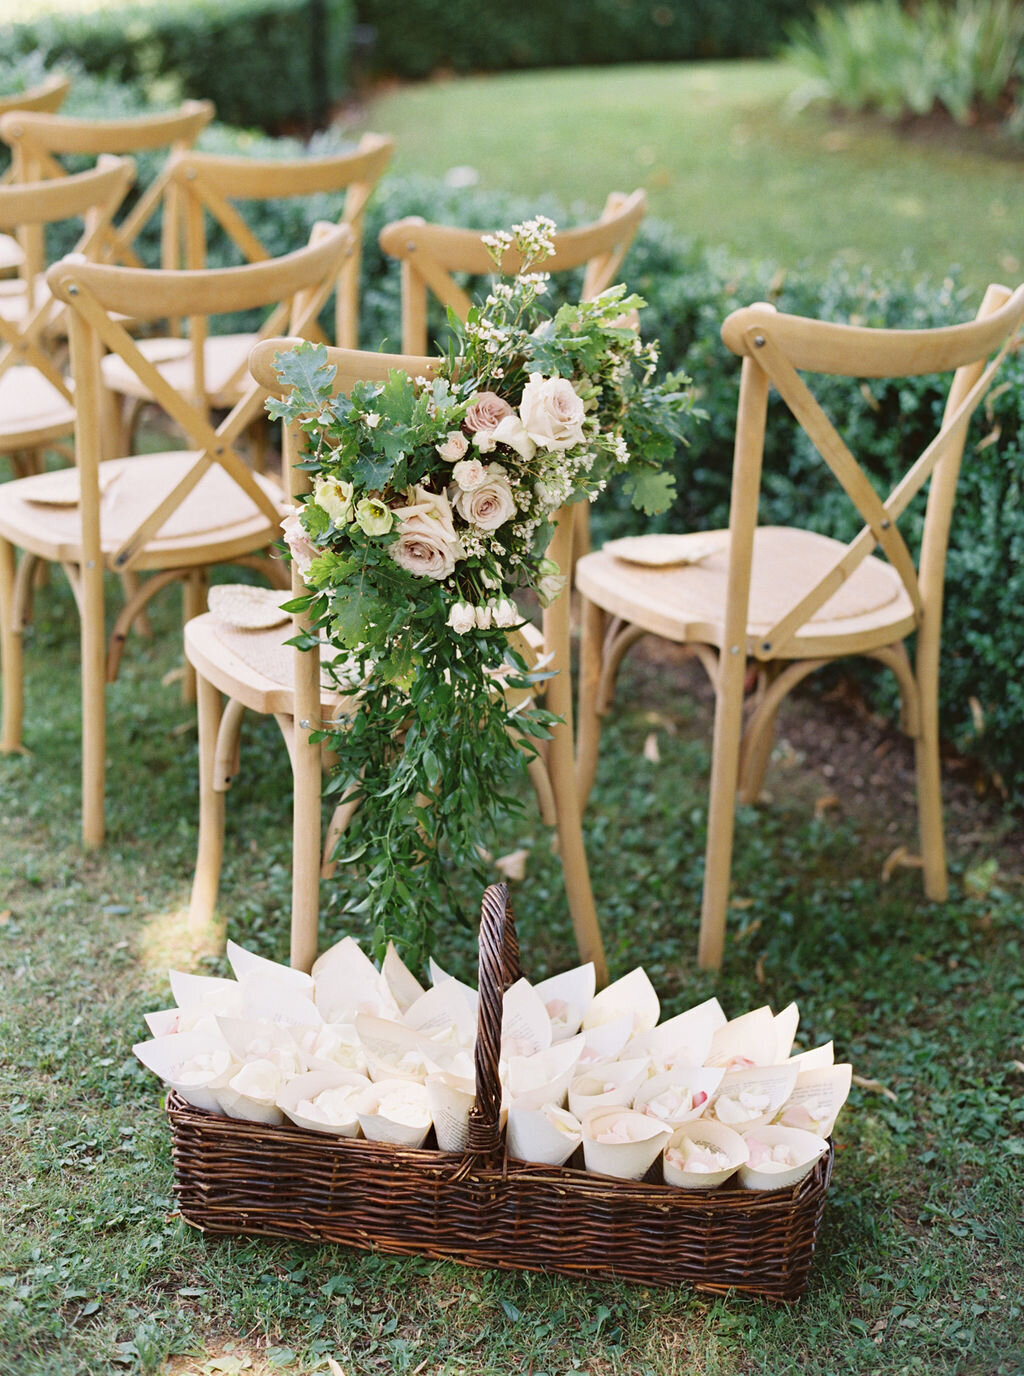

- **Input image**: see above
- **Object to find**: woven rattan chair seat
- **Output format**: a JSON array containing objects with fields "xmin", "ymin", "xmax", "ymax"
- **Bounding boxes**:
[
  {"xmin": 0, "ymin": 451, "xmax": 282, "ymax": 566},
  {"xmin": 100, "ymin": 332, "xmax": 259, "ymax": 408},
  {"xmin": 577, "ymin": 525, "xmax": 916, "ymax": 658},
  {"xmin": 185, "ymin": 610, "xmax": 358, "ymax": 717},
  {"xmin": 0, "ymin": 365, "xmax": 75, "ymax": 447}
]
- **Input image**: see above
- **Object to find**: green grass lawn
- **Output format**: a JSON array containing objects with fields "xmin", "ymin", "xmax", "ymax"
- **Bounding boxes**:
[
  {"xmin": 2, "ymin": 561, "xmax": 1023, "ymax": 1375},
  {"xmin": 346, "ymin": 61, "xmax": 1024, "ymax": 293}
]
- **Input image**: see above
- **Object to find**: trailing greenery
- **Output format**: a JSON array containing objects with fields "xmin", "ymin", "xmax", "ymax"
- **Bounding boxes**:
[
  {"xmin": 355, "ymin": 0, "xmax": 845, "ymax": 81},
  {"xmin": 0, "ymin": 0, "xmax": 355, "ymax": 131},
  {"xmin": 786, "ymin": 0, "xmax": 1024, "ymax": 138}
]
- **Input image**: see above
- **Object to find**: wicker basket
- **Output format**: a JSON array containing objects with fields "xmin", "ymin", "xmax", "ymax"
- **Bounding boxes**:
[{"xmin": 167, "ymin": 885, "xmax": 833, "ymax": 1301}]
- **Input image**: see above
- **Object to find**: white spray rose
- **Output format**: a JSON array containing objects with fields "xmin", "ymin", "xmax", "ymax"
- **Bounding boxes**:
[
  {"xmin": 451, "ymin": 458, "xmax": 488, "ymax": 492},
  {"xmin": 436, "ymin": 430, "xmax": 469, "ymax": 462},
  {"xmin": 447, "ymin": 601, "xmax": 477, "ymax": 634}
]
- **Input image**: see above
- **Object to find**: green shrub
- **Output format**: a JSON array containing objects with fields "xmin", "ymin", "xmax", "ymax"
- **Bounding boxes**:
[
  {"xmin": 785, "ymin": 0, "xmax": 1024, "ymax": 134},
  {"xmin": 356, "ymin": 0, "xmax": 845, "ymax": 80},
  {"xmin": 0, "ymin": 0, "xmax": 355, "ymax": 131}
]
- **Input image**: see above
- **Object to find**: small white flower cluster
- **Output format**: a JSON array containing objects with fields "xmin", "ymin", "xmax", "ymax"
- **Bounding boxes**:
[{"xmin": 137, "ymin": 938, "xmax": 849, "ymax": 1187}]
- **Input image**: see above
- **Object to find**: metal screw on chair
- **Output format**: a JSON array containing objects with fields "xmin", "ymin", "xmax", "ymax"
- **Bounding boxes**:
[
  {"xmin": 880, "ymin": 518, "xmax": 891, "ymax": 529},
  {"xmin": 753, "ymin": 334, "xmax": 765, "ymax": 347},
  {"xmin": 299, "ymin": 719, "xmax": 310, "ymax": 729},
  {"xmin": 67, "ymin": 284, "xmax": 78, "ymax": 295}
]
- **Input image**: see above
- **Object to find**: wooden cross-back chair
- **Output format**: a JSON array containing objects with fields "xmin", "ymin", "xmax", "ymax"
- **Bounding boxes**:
[
  {"xmin": 184, "ymin": 337, "xmax": 607, "ymax": 979},
  {"xmin": 0, "ymin": 74, "xmax": 71, "ymax": 273},
  {"xmin": 0, "ymin": 101, "xmax": 214, "ymax": 291},
  {"xmin": 575, "ymin": 282, "xmax": 1024, "ymax": 971},
  {"xmin": 0, "ymin": 222, "xmax": 354, "ymax": 848},
  {"xmin": 0, "ymin": 157, "xmax": 135, "ymax": 480},
  {"xmin": 97, "ymin": 136, "xmax": 394, "ymax": 450}
]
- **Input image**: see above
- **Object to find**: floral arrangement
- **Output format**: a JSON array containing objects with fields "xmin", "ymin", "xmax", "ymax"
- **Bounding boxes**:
[
  {"xmin": 271, "ymin": 217, "xmax": 696, "ymax": 964},
  {"xmin": 135, "ymin": 935, "xmax": 850, "ymax": 1189}
]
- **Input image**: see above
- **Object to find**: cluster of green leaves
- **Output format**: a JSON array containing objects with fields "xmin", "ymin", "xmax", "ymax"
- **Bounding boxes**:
[{"xmin": 786, "ymin": 0, "xmax": 1024, "ymax": 136}]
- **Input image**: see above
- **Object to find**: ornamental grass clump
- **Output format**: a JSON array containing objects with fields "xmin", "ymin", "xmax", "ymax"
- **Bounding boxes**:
[{"xmin": 270, "ymin": 217, "xmax": 696, "ymax": 966}]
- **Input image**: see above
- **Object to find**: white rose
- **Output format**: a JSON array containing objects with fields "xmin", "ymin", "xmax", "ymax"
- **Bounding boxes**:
[
  {"xmin": 313, "ymin": 476, "xmax": 354, "ymax": 525},
  {"xmin": 391, "ymin": 526, "xmax": 460, "ymax": 580},
  {"xmin": 393, "ymin": 485, "xmax": 459, "ymax": 541},
  {"xmin": 492, "ymin": 597, "xmax": 520, "ymax": 628},
  {"xmin": 486, "ymin": 413, "xmax": 536, "ymax": 462},
  {"xmin": 454, "ymin": 467, "xmax": 517, "ymax": 530},
  {"xmin": 436, "ymin": 430, "xmax": 469, "ymax": 462},
  {"xmin": 475, "ymin": 602, "xmax": 493, "ymax": 630},
  {"xmin": 447, "ymin": 600, "xmax": 476, "ymax": 634},
  {"xmin": 451, "ymin": 458, "xmax": 488, "ymax": 492},
  {"xmin": 519, "ymin": 373, "xmax": 586, "ymax": 451}
]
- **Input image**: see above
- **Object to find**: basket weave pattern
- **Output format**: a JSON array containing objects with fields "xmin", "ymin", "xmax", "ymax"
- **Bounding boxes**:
[{"xmin": 168, "ymin": 886, "xmax": 833, "ymax": 1301}]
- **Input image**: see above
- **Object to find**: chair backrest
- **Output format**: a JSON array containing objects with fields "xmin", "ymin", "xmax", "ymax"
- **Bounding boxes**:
[
  {"xmin": 45, "ymin": 221, "xmax": 354, "ymax": 574},
  {"xmin": 0, "ymin": 74, "xmax": 71, "ymax": 122},
  {"xmin": 165, "ymin": 134, "xmax": 394, "ymax": 348},
  {"xmin": 0, "ymin": 100, "xmax": 214, "ymax": 282},
  {"xmin": 718, "ymin": 282, "xmax": 1024, "ymax": 663},
  {"xmin": 0, "ymin": 156, "xmax": 135, "ymax": 411},
  {"xmin": 378, "ymin": 188, "xmax": 647, "ymax": 354}
]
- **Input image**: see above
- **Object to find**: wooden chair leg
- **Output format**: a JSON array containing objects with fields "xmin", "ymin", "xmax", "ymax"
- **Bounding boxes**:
[
  {"xmin": 80, "ymin": 554, "xmax": 107, "ymax": 848},
  {"xmin": 0, "ymin": 537, "xmax": 25, "ymax": 753},
  {"xmin": 188, "ymin": 672, "xmax": 226, "ymax": 933},
  {"xmin": 291, "ymin": 695, "xmax": 322, "ymax": 974},
  {"xmin": 575, "ymin": 594, "xmax": 606, "ymax": 811},
  {"xmin": 697, "ymin": 649, "xmax": 748, "ymax": 971},
  {"xmin": 180, "ymin": 570, "xmax": 208, "ymax": 704},
  {"xmin": 915, "ymin": 663, "xmax": 948, "ymax": 902}
]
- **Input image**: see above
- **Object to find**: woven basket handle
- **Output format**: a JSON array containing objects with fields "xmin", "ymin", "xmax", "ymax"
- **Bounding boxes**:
[{"xmin": 466, "ymin": 882, "xmax": 522, "ymax": 1156}]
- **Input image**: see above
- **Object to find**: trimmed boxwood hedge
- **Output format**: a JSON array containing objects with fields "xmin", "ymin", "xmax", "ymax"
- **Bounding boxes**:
[
  {"xmin": 356, "ymin": 0, "xmax": 846, "ymax": 80},
  {"xmin": 0, "ymin": 0, "xmax": 354, "ymax": 131}
]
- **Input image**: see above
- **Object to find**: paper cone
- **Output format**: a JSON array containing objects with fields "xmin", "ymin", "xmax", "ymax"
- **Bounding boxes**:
[
  {"xmin": 404, "ymin": 983, "xmax": 476, "ymax": 1049},
  {"xmin": 217, "ymin": 1057, "xmax": 288, "ymax": 1125},
  {"xmin": 504, "ymin": 1034, "xmax": 585, "ymax": 1106},
  {"xmin": 577, "ymin": 1016, "xmax": 634, "ymax": 1068},
  {"xmin": 168, "ymin": 970, "xmax": 244, "ymax": 1016},
  {"xmin": 581, "ymin": 1107, "xmax": 672, "ymax": 1180},
  {"xmin": 355, "ymin": 1078, "xmax": 432, "ymax": 1147},
  {"xmin": 215, "ymin": 1016, "xmax": 306, "ymax": 1077},
  {"xmin": 355, "ymin": 1013, "xmax": 435, "ymax": 1082},
  {"xmin": 501, "ymin": 978, "xmax": 553, "ymax": 1058},
  {"xmin": 239, "ymin": 973, "xmax": 322, "ymax": 1031},
  {"xmin": 424, "ymin": 1072, "xmax": 476, "ymax": 1152},
  {"xmin": 631, "ymin": 996, "xmax": 725, "ymax": 1071},
  {"xmin": 710, "ymin": 1063, "xmax": 800, "ymax": 1130},
  {"xmin": 568, "ymin": 1058, "xmax": 650, "ymax": 1119},
  {"xmin": 772, "ymin": 1002, "xmax": 800, "ymax": 1061},
  {"xmin": 582, "ymin": 967, "xmax": 659, "ymax": 1034},
  {"xmin": 739, "ymin": 1124, "xmax": 828, "ymax": 1191},
  {"xmin": 787, "ymin": 1041, "xmax": 835, "ymax": 1072},
  {"xmin": 633, "ymin": 1067, "xmax": 725, "ymax": 1125},
  {"xmin": 382, "ymin": 942, "xmax": 426, "ymax": 1013},
  {"xmin": 225, "ymin": 940, "xmax": 313, "ymax": 994},
  {"xmin": 533, "ymin": 963, "xmax": 596, "ymax": 1041},
  {"xmin": 706, "ymin": 1005, "xmax": 778, "ymax": 1069},
  {"xmin": 133, "ymin": 1031, "xmax": 234, "ymax": 1114},
  {"xmin": 662, "ymin": 1121, "xmax": 747, "ymax": 1190},
  {"xmin": 506, "ymin": 1103, "xmax": 582, "ymax": 1166},
  {"xmin": 301, "ymin": 1021, "xmax": 368, "ymax": 1076},
  {"xmin": 276, "ymin": 1068, "xmax": 370, "ymax": 1137},
  {"xmin": 776, "ymin": 1064, "xmax": 852, "ymax": 1138},
  {"xmin": 428, "ymin": 958, "xmax": 478, "ymax": 1013}
]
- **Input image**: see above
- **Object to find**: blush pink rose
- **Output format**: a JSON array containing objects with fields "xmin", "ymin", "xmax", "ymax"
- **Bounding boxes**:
[
  {"xmin": 464, "ymin": 391, "xmax": 514, "ymax": 432},
  {"xmin": 280, "ymin": 511, "xmax": 318, "ymax": 579},
  {"xmin": 453, "ymin": 467, "xmax": 516, "ymax": 530}
]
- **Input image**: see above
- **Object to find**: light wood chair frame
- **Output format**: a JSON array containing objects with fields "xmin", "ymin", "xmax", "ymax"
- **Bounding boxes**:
[
  {"xmin": 576, "ymin": 282, "xmax": 1024, "ymax": 970},
  {"xmin": 0, "ymin": 157, "xmax": 136, "ymax": 474},
  {"xmin": 186, "ymin": 337, "xmax": 607, "ymax": 978},
  {"xmin": 0, "ymin": 222, "xmax": 353, "ymax": 848}
]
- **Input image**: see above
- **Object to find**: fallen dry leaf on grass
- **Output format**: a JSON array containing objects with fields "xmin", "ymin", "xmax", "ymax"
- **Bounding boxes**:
[
  {"xmin": 852, "ymin": 1074, "xmax": 898, "ymax": 1102},
  {"xmin": 494, "ymin": 848, "xmax": 529, "ymax": 882},
  {"xmin": 814, "ymin": 793, "xmax": 840, "ymax": 817},
  {"xmin": 642, "ymin": 732, "xmax": 661, "ymax": 764},
  {"xmin": 881, "ymin": 846, "xmax": 923, "ymax": 882}
]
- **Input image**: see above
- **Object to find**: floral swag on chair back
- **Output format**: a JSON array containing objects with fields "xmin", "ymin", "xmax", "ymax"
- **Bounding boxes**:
[{"xmin": 271, "ymin": 217, "xmax": 697, "ymax": 965}]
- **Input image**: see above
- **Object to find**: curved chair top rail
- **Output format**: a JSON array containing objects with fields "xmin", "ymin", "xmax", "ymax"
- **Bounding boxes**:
[
  {"xmin": 378, "ymin": 187, "xmax": 647, "ymax": 279},
  {"xmin": 170, "ymin": 133, "xmax": 395, "ymax": 200},
  {"xmin": 0, "ymin": 155, "xmax": 134, "ymax": 230},
  {"xmin": 0, "ymin": 73, "xmax": 71, "ymax": 120},
  {"xmin": 249, "ymin": 336, "xmax": 440, "ymax": 400},
  {"xmin": 721, "ymin": 283, "xmax": 1024, "ymax": 378},
  {"xmin": 46, "ymin": 220, "xmax": 353, "ymax": 319},
  {"xmin": 0, "ymin": 99, "xmax": 214, "ymax": 156}
]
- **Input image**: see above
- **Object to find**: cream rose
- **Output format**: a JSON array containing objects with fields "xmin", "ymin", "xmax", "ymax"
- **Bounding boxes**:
[
  {"xmin": 280, "ymin": 511, "xmax": 318, "ymax": 579},
  {"xmin": 436, "ymin": 430, "xmax": 469, "ymax": 462},
  {"xmin": 451, "ymin": 458, "xmax": 488, "ymax": 492},
  {"xmin": 464, "ymin": 391, "xmax": 514, "ymax": 432},
  {"xmin": 391, "ymin": 486, "xmax": 462, "ymax": 580},
  {"xmin": 454, "ymin": 466, "xmax": 516, "ymax": 530},
  {"xmin": 519, "ymin": 373, "xmax": 586, "ymax": 451}
]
